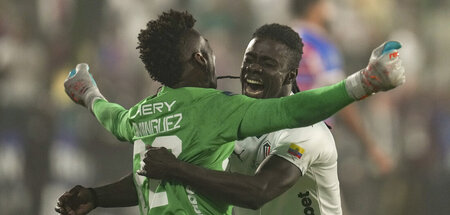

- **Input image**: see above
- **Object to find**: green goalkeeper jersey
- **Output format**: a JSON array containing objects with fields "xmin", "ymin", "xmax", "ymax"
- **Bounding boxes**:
[{"xmin": 92, "ymin": 82, "xmax": 353, "ymax": 215}]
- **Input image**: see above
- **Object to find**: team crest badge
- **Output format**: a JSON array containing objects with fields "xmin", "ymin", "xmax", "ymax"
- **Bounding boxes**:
[{"xmin": 263, "ymin": 141, "xmax": 271, "ymax": 158}]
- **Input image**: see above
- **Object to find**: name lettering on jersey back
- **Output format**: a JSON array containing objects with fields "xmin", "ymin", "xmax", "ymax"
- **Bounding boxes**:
[
  {"xmin": 131, "ymin": 100, "xmax": 183, "ymax": 137},
  {"xmin": 133, "ymin": 113, "xmax": 182, "ymax": 137},
  {"xmin": 131, "ymin": 101, "xmax": 177, "ymax": 118},
  {"xmin": 298, "ymin": 191, "xmax": 315, "ymax": 215}
]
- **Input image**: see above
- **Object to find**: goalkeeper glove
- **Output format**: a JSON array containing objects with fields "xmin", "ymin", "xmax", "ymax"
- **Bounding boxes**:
[
  {"xmin": 64, "ymin": 63, "xmax": 106, "ymax": 113},
  {"xmin": 346, "ymin": 41, "xmax": 405, "ymax": 100}
]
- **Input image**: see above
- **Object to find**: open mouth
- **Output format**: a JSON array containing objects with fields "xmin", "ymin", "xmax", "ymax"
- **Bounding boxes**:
[{"xmin": 244, "ymin": 78, "xmax": 264, "ymax": 97}]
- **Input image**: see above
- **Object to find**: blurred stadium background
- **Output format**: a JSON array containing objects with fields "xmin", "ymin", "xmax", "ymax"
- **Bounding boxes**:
[{"xmin": 0, "ymin": 0, "xmax": 449, "ymax": 214}]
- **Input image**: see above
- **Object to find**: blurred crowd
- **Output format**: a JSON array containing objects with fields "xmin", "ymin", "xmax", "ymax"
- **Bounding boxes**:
[{"xmin": 0, "ymin": 0, "xmax": 449, "ymax": 214}]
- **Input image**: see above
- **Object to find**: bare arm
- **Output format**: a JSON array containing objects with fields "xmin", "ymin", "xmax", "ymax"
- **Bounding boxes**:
[
  {"xmin": 139, "ymin": 147, "xmax": 301, "ymax": 210},
  {"xmin": 93, "ymin": 172, "xmax": 138, "ymax": 207},
  {"xmin": 56, "ymin": 173, "xmax": 138, "ymax": 215}
]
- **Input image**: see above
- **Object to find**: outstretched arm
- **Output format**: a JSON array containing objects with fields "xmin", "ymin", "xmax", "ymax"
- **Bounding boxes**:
[
  {"xmin": 55, "ymin": 173, "xmax": 138, "ymax": 215},
  {"xmin": 91, "ymin": 99, "xmax": 134, "ymax": 141},
  {"xmin": 138, "ymin": 147, "xmax": 301, "ymax": 210},
  {"xmin": 63, "ymin": 63, "xmax": 134, "ymax": 141},
  {"xmin": 238, "ymin": 80, "xmax": 353, "ymax": 138}
]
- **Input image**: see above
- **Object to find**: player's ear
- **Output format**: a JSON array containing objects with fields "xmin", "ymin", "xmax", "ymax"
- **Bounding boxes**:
[
  {"xmin": 283, "ymin": 70, "xmax": 297, "ymax": 85},
  {"xmin": 193, "ymin": 52, "xmax": 207, "ymax": 67}
]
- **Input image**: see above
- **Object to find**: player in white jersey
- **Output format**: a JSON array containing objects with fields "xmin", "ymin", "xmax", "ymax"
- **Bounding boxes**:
[
  {"xmin": 225, "ymin": 24, "xmax": 342, "ymax": 213},
  {"xmin": 228, "ymin": 116, "xmax": 340, "ymax": 215}
]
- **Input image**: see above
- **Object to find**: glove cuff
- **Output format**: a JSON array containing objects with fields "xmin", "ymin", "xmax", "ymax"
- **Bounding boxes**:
[
  {"xmin": 345, "ymin": 69, "xmax": 372, "ymax": 100},
  {"xmin": 85, "ymin": 87, "xmax": 106, "ymax": 114}
]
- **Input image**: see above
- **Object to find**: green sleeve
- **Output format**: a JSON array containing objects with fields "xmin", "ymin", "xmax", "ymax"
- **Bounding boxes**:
[
  {"xmin": 92, "ymin": 99, "xmax": 134, "ymax": 142},
  {"xmin": 238, "ymin": 80, "xmax": 354, "ymax": 138}
]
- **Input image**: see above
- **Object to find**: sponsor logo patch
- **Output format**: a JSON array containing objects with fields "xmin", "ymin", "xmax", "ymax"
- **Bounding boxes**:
[
  {"xmin": 288, "ymin": 143, "xmax": 304, "ymax": 159},
  {"xmin": 298, "ymin": 191, "xmax": 315, "ymax": 214}
]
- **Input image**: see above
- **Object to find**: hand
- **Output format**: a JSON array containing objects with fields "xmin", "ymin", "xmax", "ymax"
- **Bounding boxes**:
[
  {"xmin": 137, "ymin": 147, "xmax": 179, "ymax": 180},
  {"xmin": 346, "ymin": 41, "xmax": 405, "ymax": 100},
  {"xmin": 55, "ymin": 185, "xmax": 97, "ymax": 215},
  {"xmin": 64, "ymin": 63, "xmax": 106, "ymax": 113}
]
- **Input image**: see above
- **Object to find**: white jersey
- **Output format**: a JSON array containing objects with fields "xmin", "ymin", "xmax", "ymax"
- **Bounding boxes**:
[{"xmin": 227, "ymin": 121, "xmax": 342, "ymax": 215}]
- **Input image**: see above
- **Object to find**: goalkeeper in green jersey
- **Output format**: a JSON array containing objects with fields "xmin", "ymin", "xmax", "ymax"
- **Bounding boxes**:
[{"xmin": 56, "ymin": 9, "xmax": 404, "ymax": 215}]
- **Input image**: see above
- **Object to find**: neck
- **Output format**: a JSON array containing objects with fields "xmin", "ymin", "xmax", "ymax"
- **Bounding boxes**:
[
  {"xmin": 267, "ymin": 85, "xmax": 291, "ymax": 99},
  {"xmin": 172, "ymin": 81, "xmax": 211, "ymax": 89},
  {"xmin": 172, "ymin": 73, "xmax": 214, "ymax": 89},
  {"xmin": 172, "ymin": 66, "xmax": 206, "ymax": 88},
  {"xmin": 279, "ymin": 85, "xmax": 292, "ymax": 97}
]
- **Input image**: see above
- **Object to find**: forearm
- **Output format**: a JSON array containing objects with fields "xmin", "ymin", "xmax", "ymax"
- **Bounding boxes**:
[
  {"xmin": 240, "ymin": 81, "xmax": 354, "ymax": 138},
  {"xmin": 92, "ymin": 99, "xmax": 133, "ymax": 141},
  {"xmin": 283, "ymin": 81, "xmax": 354, "ymax": 126},
  {"xmin": 169, "ymin": 162, "xmax": 268, "ymax": 209},
  {"xmin": 92, "ymin": 173, "xmax": 138, "ymax": 207}
]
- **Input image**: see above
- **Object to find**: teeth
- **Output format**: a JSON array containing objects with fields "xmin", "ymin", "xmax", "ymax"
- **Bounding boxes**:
[{"xmin": 246, "ymin": 79, "xmax": 263, "ymax": 85}]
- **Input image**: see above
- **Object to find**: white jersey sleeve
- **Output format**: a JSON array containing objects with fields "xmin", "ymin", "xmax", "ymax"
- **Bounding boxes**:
[{"xmin": 270, "ymin": 122, "xmax": 336, "ymax": 175}]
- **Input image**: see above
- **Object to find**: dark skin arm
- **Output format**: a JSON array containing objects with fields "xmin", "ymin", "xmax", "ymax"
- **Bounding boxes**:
[
  {"xmin": 55, "ymin": 173, "xmax": 138, "ymax": 215},
  {"xmin": 138, "ymin": 147, "xmax": 302, "ymax": 210}
]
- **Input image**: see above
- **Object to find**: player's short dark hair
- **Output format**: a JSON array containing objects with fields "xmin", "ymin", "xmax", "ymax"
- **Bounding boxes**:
[
  {"xmin": 290, "ymin": 0, "xmax": 320, "ymax": 18},
  {"xmin": 137, "ymin": 9, "xmax": 196, "ymax": 87},
  {"xmin": 252, "ymin": 23, "xmax": 303, "ymax": 72}
]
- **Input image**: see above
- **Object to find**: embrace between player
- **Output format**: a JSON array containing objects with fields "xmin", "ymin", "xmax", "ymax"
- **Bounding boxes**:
[{"xmin": 56, "ymin": 9, "xmax": 404, "ymax": 215}]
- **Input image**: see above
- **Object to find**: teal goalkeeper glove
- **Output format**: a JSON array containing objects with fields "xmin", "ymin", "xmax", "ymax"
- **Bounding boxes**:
[
  {"xmin": 345, "ymin": 41, "xmax": 405, "ymax": 100},
  {"xmin": 64, "ymin": 63, "xmax": 106, "ymax": 113}
]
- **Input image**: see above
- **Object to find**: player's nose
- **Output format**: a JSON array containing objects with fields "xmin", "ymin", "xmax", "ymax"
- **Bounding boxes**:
[{"xmin": 246, "ymin": 63, "xmax": 263, "ymax": 74}]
